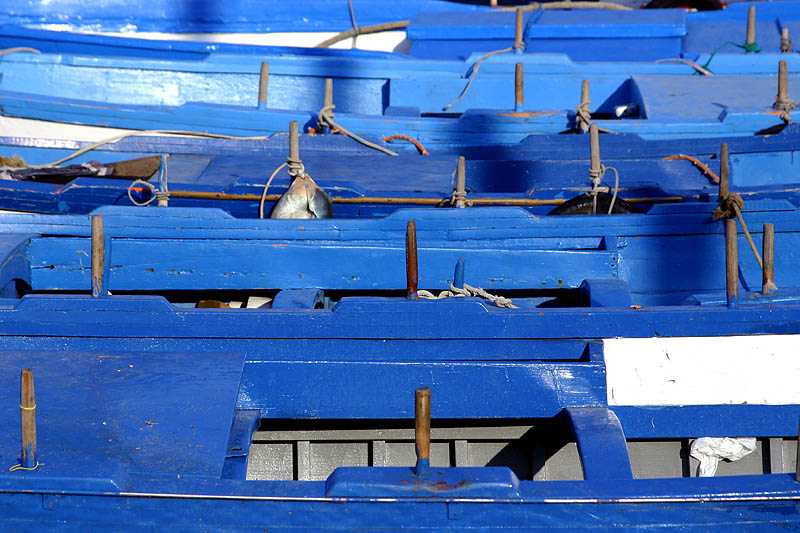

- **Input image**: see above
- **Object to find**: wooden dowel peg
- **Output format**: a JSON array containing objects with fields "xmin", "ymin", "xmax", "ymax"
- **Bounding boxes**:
[
  {"xmin": 762, "ymin": 223, "xmax": 777, "ymax": 295},
  {"xmin": 415, "ymin": 386, "xmax": 431, "ymax": 475},
  {"xmin": 323, "ymin": 78, "xmax": 334, "ymax": 132},
  {"xmin": 20, "ymin": 369, "xmax": 37, "ymax": 469},
  {"xmin": 514, "ymin": 8, "xmax": 524, "ymax": 52},
  {"xmin": 258, "ymin": 62, "xmax": 269, "ymax": 110},
  {"xmin": 725, "ymin": 219, "xmax": 739, "ymax": 309},
  {"xmin": 577, "ymin": 79, "xmax": 591, "ymax": 133},
  {"xmin": 746, "ymin": 6, "xmax": 756, "ymax": 47},
  {"xmin": 324, "ymin": 78, "xmax": 334, "ymax": 109},
  {"xmin": 782, "ymin": 28, "xmax": 792, "ymax": 53},
  {"xmin": 289, "ymin": 121, "xmax": 300, "ymax": 162},
  {"xmin": 91, "ymin": 215, "xmax": 105, "ymax": 298},
  {"xmin": 719, "ymin": 143, "xmax": 729, "ymax": 197},
  {"xmin": 453, "ymin": 258, "xmax": 465, "ymax": 289},
  {"xmin": 777, "ymin": 60, "xmax": 790, "ymax": 106},
  {"xmin": 589, "ymin": 124, "xmax": 601, "ymax": 174},
  {"xmin": 515, "ymin": 63, "xmax": 524, "ymax": 111},
  {"xmin": 406, "ymin": 221, "xmax": 418, "ymax": 299},
  {"xmin": 581, "ymin": 79, "xmax": 590, "ymax": 108},
  {"xmin": 455, "ymin": 156, "xmax": 466, "ymax": 208}
]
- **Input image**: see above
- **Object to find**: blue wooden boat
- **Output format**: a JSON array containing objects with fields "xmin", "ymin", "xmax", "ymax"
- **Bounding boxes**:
[
  {"xmin": 0, "ymin": 199, "xmax": 794, "ymax": 306},
  {"xmin": 0, "ymin": 71, "xmax": 795, "ymax": 143},
  {"xmin": 408, "ymin": 2, "xmax": 800, "ymax": 61},
  {"xmin": 0, "ymin": 211, "xmax": 799, "ymax": 528},
  {"xmin": 0, "ymin": 0, "xmax": 490, "ymax": 34},
  {"xmin": 0, "ymin": 1, "xmax": 796, "ymax": 66},
  {"xmin": 1, "ymin": 47, "xmax": 795, "ymax": 116},
  {"xmin": 1, "ymin": 126, "xmax": 799, "ymax": 217}
]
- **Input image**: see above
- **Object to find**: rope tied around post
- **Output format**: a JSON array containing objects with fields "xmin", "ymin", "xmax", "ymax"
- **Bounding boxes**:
[
  {"xmin": 714, "ymin": 192, "xmax": 764, "ymax": 270},
  {"xmin": 450, "ymin": 189, "xmax": 468, "ymax": 207},
  {"xmin": 713, "ymin": 192, "xmax": 744, "ymax": 221},
  {"xmin": 418, "ymin": 283, "xmax": 518, "ymax": 309},
  {"xmin": 443, "ymin": 8, "xmax": 525, "ymax": 111},
  {"xmin": 774, "ymin": 60, "xmax": 796, "ymax": 124},
  {"xmin": 701, "ymin": 41, "xmax": 760, "ymax": 73},
  {"xmin": 588, "ymin": 164, "xmax": 621, "ymax": 215},
  {"xmin": 576, "ymin": 100, "xmax": 592, "ymax": 133},
  {"xmin": 126, "ymin": 155, "xmax": 168, "ymax": 207},
  {"xmin": 318, "ymin": 105, "xmax": 398, "ymax": 156}
]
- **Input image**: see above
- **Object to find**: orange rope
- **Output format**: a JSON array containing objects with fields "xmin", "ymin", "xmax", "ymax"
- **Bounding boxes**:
[
  {"xmin": 381, "ymin": 134, "xmax": 430, "ymax": 156},
  {"xmin": 663, "ymin": 154, "xmax": 720, "ymax": 184}
]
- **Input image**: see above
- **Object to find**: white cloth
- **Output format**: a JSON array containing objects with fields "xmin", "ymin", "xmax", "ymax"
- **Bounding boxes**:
[{"xmin": 690, "ymin": 437, "xmax": 757, "ymax": 477}]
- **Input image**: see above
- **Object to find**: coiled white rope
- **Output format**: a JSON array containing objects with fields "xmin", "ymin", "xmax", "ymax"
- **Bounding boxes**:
[{"xmin": 418, "ymin": 283, "xmax": 518, "ymax": 309}]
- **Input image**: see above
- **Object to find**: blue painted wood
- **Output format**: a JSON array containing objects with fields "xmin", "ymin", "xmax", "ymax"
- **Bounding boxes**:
[
  {"xmin": 579, "ymin": 279, "xmax": 632, "ymax": 308},
  {"xmin": 326, "ymin": 466, "xmax": 521, "ymax": 498},
  {"xmin": 272, "ymin": 289, "xmax": 325, "ymax": 309},
  {"xmin": 0, "ymin": 0, "xmax": 489, "ymax": 33},
  {"xmin": 221, "ymin": 409, "xmax": 260, "ymax": 480},
  {"xmin": 0, "ymin": 43, "xmax": 796, "ymax": 140},
  {"xmin": 0, "ymin": 350, "xmax": 245, "ymax": 478},
  {"xmin": 614, "ymin": 405, "xmax": 800, "ymax": 439},
  {"xmin": 565, "ymin": 407, "xmax": 633, "ymax": 480},
  {"xmin": 0, "ymin": 74, "xmax": 789, "ymax": 143},
  {"xmin": 2, "ymin": 206, "xmax": 797, "ymax": 306},
  {"xmin": 2, "ymin": 293, "xmax": 800, "ymax": 342},
  {"xmin": 408, "ymin": 2, "xmax": 800, "ymax": 61},
  {"xmin": 236, "ymin": 358, "xmax": 606, "ymax": 418},
  {"xmin": 0, "ymin": 234, "xmax": 33, "ymax": 297},
  {"xmin": 409, "ymin": 9, "xmax": 686, "ymax": 61}
]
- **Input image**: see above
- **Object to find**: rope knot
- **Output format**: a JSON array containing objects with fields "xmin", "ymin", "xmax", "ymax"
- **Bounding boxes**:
[
  {"xmin": 589, "ymin": 165, "xmax": 605, "ymax": 194},
  {"xmin": 782, "ymin": 35, "xmax": 793, "ymax": 53},
  {"xmin": 742, "ymin": 41, "xmax": 761, "ymax": 54},
  {"xmin": 774, "ymin": 97, "xmax": 796, "ymax": 124},
  {"xmin": 576, "ymin": 101, "xmax": 591, "ymax": 133},
  {"xmin": 287, "ymin": 156, "xmax": 305, "ymax": 179},
  {"xmin": 317, "ymin": 104, "xmax": 336, "ymax": 131},
  {"xmin": 450, "ymin": 189, "xmax": 467, "ymax": 206},
  {"xmin": 713, "ymin": 192, "xmax": 744, "ymax": 221}
]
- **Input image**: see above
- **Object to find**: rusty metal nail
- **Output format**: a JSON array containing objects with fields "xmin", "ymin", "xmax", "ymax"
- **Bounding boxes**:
[
  {"xmin": 406, "ymin": 221, "xmax": 418, "ymax": 299},
  {"xmin": 515, "ymin": 63, "xmax": 524, "ymax": 110}
]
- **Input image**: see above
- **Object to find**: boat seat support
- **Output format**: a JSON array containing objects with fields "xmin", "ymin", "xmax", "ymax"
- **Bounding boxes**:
[{"xmin": 565, "ymin": 407, "xmax": 633, "ymax": 480}]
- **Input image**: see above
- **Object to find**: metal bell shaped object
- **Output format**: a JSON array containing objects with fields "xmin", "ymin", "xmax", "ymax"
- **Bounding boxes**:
[{"xmin": 270, "ymin": 173, "xmax": 333, "ymax": 219}]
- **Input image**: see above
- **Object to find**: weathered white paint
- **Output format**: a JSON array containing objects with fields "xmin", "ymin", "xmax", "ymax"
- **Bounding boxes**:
[
  {"xmin": 605, "ymin": 335, "xmax": 800, "ymax": 406},
  {"xmin": 82, "ymin": 30, "xmax": 408, "ymax": 52},
  {"xmin": 0, "ymin": 116, "xmax": 134, "ymax": 142}
]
